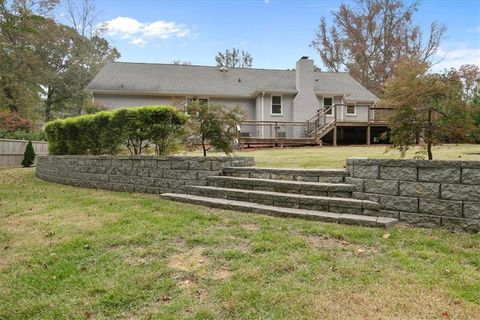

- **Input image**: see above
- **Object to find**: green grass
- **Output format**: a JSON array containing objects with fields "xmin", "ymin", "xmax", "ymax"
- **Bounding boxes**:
[
  {"xmin": 232, "ymin": 144, "xmax": 480, "ymax": 168},
  {"xmin": 0, "ymin": 167, "xmax": 479, "ymax": 319}
]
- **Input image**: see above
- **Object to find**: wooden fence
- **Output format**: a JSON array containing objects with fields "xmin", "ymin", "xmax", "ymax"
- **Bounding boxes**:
[{"xmin": 0, "ymin": 139, "xmax": 48, "ymax": 167}]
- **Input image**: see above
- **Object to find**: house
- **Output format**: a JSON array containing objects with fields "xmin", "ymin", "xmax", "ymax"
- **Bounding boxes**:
[{"xmin": 86, "ymin": 57, "xmax": 390, "ymax": 146}]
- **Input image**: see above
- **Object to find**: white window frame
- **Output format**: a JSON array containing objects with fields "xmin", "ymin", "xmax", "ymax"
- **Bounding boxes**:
[
  {"xmin": 346, "ymin": 104, "xmax": 356, "ymax": 116},
  {"xmin": 271, "ymin": 95, "xmax": 283, "ymax": 116},
  {"xmin": 323, "ymin": 97, "xmax": 334, "ymax": 117}
]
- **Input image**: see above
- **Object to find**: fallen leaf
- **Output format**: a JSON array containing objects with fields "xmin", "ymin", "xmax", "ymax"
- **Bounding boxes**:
[
  {"xmin": 441, "ymin": 310, "xmax": 449, "ymax": 318},
  {"xmin": 357, "ymin": 248, "xmax": 365, "ymax": 253},
  {"xmin": 382, "ymin": 233, "xmax": 390, "ymax": 239}
]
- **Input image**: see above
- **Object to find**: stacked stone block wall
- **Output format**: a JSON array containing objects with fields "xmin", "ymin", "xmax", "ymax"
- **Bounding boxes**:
[
  {"xmin": 36, "ymin": 155, "xmax": 255, "ymax": 194},
  {"xmin": 346, "ymin": 158, "xmax": 480, "ymax": 232}
]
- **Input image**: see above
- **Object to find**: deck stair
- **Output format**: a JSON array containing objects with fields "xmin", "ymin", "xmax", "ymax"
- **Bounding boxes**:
[{"xmin": 160, "ymin": 167, "xmax": 398, "ymax": 228}]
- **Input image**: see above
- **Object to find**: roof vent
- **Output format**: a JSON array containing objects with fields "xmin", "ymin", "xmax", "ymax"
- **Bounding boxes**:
[
  {"xmin": 219, "ymin": 66, "xmax": 228, "ymax": 73},
  {"xmin": 238, "ymin": 78, "xmax": 241, "ymax": 82},
  {"xmin": 301, "ymin": 56, "xmax": 309, "ymax": 60}
]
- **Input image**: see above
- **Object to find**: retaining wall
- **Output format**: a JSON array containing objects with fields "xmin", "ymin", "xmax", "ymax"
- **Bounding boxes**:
[
  {"xmin": 36, "ymin": 155, "xmax": 255, "ymax": 194},
  {"xmin": 346, "ymin": 158, "xmax": 480, "ymax": 232}
]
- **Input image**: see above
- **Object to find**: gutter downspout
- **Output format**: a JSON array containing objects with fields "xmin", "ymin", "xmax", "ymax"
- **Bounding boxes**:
[{"xmin": 261, "ymin": 91, "xmax": 265, "ymax": 138}]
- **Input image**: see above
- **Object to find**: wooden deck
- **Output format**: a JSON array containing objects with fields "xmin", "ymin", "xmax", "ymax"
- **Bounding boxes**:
[
  {"xmin": 238, "ymin": 105, "xmax": 392, "ymax": 148},
  {"xmin": 239, "ymin": 137, "xmax": 318, "ymax": 148}
]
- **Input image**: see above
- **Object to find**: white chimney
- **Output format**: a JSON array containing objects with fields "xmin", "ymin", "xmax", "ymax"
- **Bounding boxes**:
[
  {"xmin": 293, "ymin": 57, "xmax": 320, "ymax": 122},
  {"xmin": 296, "ymin": 56, "xmax": 314, "ymax": 92}
]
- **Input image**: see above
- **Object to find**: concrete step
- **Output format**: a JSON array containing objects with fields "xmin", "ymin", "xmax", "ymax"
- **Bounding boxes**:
[
  {"xmin": 222, "ymin": 167, "xmax": 348, "ymax": 183},
  {"xmin": 160, "ymin": 193, "xmax": 397, "ymax": 228},
  {"xmin": 187, "ymin": 185, "xmax": 379, "ymax": 215},
  {"xmin": 208, "ymin": 176, "xmax": 354, "ymax": 197}
]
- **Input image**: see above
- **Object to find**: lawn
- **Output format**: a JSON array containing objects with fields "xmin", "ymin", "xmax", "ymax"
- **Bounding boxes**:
[
  {"xmin": 0, "ymin": 167, "xmax": 479, "ymax": 319},
  {"xmin": 235, "ymin": 144, "xmax": 480, "ymax": 168}
]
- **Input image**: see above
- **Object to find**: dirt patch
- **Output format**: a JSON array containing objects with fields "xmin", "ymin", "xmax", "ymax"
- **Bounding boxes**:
[
  {"xmin": 212, "ymin": 266, "xmax": 231, "ymax": 280},
  {"xmin": 242, "ymin": 224, "xmax": 260, "ymax": 232},
  {"xmin": 306, "ymin": 234, "xmax": 378, "ymax": 257},
  {"xmin": 168, "ymin": 247, "xmax": 209, "ymax": 273},
  {"xmin": 306, "ymin": 234, "xmax": 351, "ymax": 248}
]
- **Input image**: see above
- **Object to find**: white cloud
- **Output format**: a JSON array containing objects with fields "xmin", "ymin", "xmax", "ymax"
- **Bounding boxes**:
[
  {"xmin": 101, "ymin": 16, "xmax": 190, "ymax": 46},
  {"xmin": 433, "ymin": 44, "xmax": 480, "ymax": 71},
  {"xmin": 103, "ymin": 17, "xmax": 143, "ymax": 38},
  {"xmin": 143, "ymin": 20, "xmax": 189, "ymax": 38},
  {"xmin": 130, "ymin": 38, "xmax": 147, "ymax": 47}
]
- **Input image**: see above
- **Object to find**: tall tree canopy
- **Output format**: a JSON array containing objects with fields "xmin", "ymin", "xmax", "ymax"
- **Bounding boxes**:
[
  {"xmin": 0, "ymin": 0, "xmax": 119, "ymax": 123},
  {"xmin": 311, "ymin": 0, "xmax": 446, "ymax": 96},
  {"xmin": 382, "ymin": 59, "xmax": 474, "ymax": 160},
  {"xmin": 215, "ymin": 48, "xmax": 253, "ymax": 68}
]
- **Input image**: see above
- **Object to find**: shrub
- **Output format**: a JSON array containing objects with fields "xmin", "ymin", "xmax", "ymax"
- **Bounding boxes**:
[
  {"xmin": 21, "ymin": 140, "xmax": 36, "ymax": 167},
  {"xmin": 186, "ymin": 102, "xmax": 244, "ymax": 156},
  {"xmin": 45, "ymin": 106, "xmax": 187, "ymax": 155},
  {"xmin": 0, "ymin": 112, "xmax": 32, "ymax": 132},
  {"xmin": 0, "ymin": 130, "xmax": 45, "ymax": 141}
]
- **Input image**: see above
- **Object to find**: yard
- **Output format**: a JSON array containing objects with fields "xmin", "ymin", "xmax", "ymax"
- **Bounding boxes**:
[
  {"xmin": 1, "ymin": 145, "xmax": 480, "ymax": 319},
  {"xmin": 239, "ymin": 144, "xmax": 480, "ymax": 168}
]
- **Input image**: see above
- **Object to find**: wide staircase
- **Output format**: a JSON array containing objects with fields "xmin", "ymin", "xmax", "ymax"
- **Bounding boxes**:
[{"xmin": 161, "ymin": 167, "xmax": 398, "ymax": 228}]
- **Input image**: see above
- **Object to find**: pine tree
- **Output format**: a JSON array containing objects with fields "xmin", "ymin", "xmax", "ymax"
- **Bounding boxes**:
[{"xmin": 21, "ymin": 140, "xmax": 36, "ymax": 167}]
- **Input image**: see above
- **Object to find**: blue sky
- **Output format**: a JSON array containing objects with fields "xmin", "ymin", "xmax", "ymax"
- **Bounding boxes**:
[{"xmin": 61, "ymin": 0, "xmax": 480, "ymax": 71}]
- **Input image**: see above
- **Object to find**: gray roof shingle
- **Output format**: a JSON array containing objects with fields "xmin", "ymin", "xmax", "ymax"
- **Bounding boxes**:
[{"xmin": 86, "ymin": 62, "xmax": 378, "ymax": 101}]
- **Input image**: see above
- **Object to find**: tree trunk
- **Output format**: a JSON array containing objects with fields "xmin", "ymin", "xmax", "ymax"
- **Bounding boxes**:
[
  {"xmin": 427, "ymin": 110, "xmax": 433, "ymax": 160},
  {"xmin": 202, "ymin": 135, "xmax": 207, "ymax": 157},
  {"xmin": 44, "ymin": 87, "xmax": 54, "ymax": 122}
]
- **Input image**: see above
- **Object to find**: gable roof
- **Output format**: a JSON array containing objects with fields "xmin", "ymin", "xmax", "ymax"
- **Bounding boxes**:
[{"xmin": 86, "ymin": 62, "xmax": 378, "ymax": 101}]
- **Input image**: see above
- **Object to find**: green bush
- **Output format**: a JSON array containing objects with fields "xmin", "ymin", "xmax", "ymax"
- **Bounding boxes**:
[
  {"xmin": 45, "ymin": 106, "xmax": 188, "ymax": 155},
  {"xmin": 21, "ymin": 140, "xmax": 36, "ymax": 167}
]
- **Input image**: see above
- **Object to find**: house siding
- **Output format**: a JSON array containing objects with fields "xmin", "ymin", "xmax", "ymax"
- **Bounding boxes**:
[{"xmin": 93, "ymin": 93, "xmax": 174, "ymax": 109}]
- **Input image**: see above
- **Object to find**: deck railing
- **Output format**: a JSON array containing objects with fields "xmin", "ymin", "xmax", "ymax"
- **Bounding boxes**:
[{"xmin": 239, "ymin": 106, "xmax": 395, "ymax": 142}]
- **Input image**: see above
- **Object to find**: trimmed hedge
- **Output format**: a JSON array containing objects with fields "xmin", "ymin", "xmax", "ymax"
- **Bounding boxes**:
[{"xmin": 45, "ymin": 106, "xmax": 188, "ymax": 155}]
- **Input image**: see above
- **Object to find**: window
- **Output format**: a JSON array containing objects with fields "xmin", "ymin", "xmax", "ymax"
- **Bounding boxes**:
[
  {"xmin": 187, "ymin": 97, "xmax": 208, "ymax": 105},
  {"xmin": 346, "ymin": 105, "xmax": 356, "ymax": 116},
  {"xmin": 324, "ymin": 98, "xmax": 333, "ymax": 115},
  {"xmin": 271, "ymin": 96, "xmax": 282, "ymax": 115}
]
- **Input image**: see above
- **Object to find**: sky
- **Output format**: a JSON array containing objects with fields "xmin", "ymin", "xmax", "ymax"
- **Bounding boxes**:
[{"xmin": 59, "ymin": 0, "xmax": 480, "ymax": 71}]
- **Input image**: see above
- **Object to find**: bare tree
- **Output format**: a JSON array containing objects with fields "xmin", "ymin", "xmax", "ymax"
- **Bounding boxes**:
[
  {"xmin": 66, "ymin": 0, "xmax": 97, "ymax": 37},
  {"xmin": 311, "ymin": 0, "xmax": 446, "ymax": 96},
  {"xmin": 172, "ymin": 60, "xmax": 192, "ymax": 65},
  {"xmin": 215, "ymin": 48, "xmax": 253, "ymax": 68}
]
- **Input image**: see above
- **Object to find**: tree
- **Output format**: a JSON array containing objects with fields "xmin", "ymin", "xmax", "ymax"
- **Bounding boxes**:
[
  {"xmin": 215, "ymin": 48, "xmax": 253, "ymax": 68},
  {"xmin": 455, "ymin": 64, "xmax": 480, "ymax": 102},
  {"xmin": 21, "ymin": 140, "xmax": 36, "ymax": 167},
  {"xmin": 311, "ymin": 0, "xmax": 446, "ymax": 96},
  {"xmin": 0, "ymin": 0, "xmax": 46, "ymax": 116},
  {"xmin": 0, "ymin": 111, "xmax": 32, "ymax": 132},
  {"xmin": 66, "ymin": 0, "xmax": 97, "ymax": 37},
  {"xmin": 382, "ymin": 59, "xmax": 474, "ymax": 160},
  {"xmin": 186, "ymin": 101, "xmax": 244, "ymax": 156},
  {"xmin": 0, "ymin": 0, "xmax": 119, "ymax": 122}
]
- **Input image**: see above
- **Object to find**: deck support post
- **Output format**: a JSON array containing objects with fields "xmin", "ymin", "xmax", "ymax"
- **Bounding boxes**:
[
  {"xmin": 274, "ymin": 122, "xmax": 278, "ymax": 147},
  {"xmin": 333, "ymin": 126, "xmax": 337, "ymax": 146},
  {"xmin": 366, "ymin": 125, "xmax": 371, "ymax": 145},
  {"xmin": 367, "ymin": 106, "xmax": 371, "ymax": 145}
]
